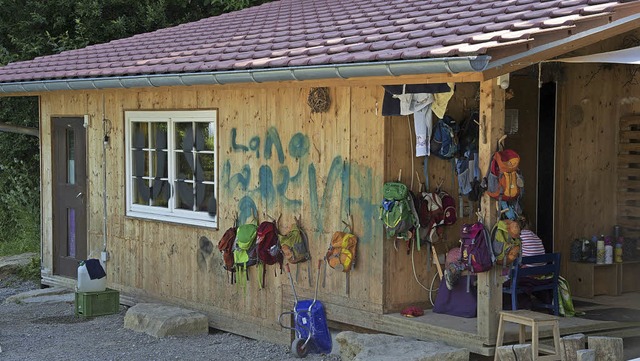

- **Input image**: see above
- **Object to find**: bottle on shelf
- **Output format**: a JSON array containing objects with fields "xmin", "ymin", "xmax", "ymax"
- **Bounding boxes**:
[
  {"xmin": 615, "ymin": 236, "xmax": 624, "ymax": 263},
  {"xmin": 596, "ymin": 234, "xmax": 605, "ymax": 264},
  {"xmin": 604, "ymin": 236, "xmax": 613, "ymax": 264}
]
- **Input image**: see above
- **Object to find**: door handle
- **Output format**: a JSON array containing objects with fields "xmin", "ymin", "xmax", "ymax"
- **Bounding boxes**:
[{"xmin": 76, "ymin": 192, "xmax": 83, "ymax": 198}]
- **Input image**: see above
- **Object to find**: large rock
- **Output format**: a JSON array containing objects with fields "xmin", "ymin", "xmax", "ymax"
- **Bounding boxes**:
[
  {"xmin": 0, "ymin": 253, "xmax": 38, "ymax": 278},
  {"xmin": 336, "ymin": 331, "xmax": 469, "ymax": 361},
  {"xmin": 124, "ymin": 303, "xmax": 209, "ymax": 338}
]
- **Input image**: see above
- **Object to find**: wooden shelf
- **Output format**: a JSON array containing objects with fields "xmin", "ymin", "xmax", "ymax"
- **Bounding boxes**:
[{"xmin": 566, "ymin": 261, "xmax": 640, "ymax": 298}]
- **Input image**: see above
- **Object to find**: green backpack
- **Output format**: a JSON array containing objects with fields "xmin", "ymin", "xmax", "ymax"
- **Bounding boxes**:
[
  {"xmin": 279, "ymin": 218, "xmax": 310, "ymax": 264},
  {"xmin": 490, "ymin": 219, "xmax": 522, "ymax": 266},
  {"xmin": 380, "ymin": 182, "xmax": 420, "ymax": 243},
  {"xmin": 234, "ymin": 220, "xmax": 258, "ymax": 271}
]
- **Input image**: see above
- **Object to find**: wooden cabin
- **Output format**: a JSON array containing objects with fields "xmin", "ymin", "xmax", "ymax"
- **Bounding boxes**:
[{"xmin": 1, "ymin": 0, "xmax": 639, "ymax": 356}]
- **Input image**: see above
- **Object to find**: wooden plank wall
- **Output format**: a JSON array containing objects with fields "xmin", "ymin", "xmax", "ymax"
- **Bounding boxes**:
[
  {"xmin": 382, "ymin": 82, "xmax": 480, "ymax": 312},
  {"xmin": 555, "ymin": 29, "xmax": 640, "ymax": 277},
  {"xmin": 618, "ymin": 114, "xmax": 640, "ymax": 238},
  {"xmin": 39, "ymin": 84, "xmax": 384, "ymax": 344}
]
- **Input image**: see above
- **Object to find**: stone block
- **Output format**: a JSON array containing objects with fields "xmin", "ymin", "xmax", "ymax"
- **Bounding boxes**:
[
  {"xmin": 335, "ymin": 331, "xmax": 468, "ymax": 361},
  {"xmin": 124, "ymin": 303, "xmax": 208, "ymax": 338}
]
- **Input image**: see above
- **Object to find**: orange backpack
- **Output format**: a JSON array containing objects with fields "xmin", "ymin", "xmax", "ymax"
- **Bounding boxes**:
[
  {"xmin": 325, "ymin": 231, "xmax": 358, "ymax": 272},
  {"xmin": 486, "ymin": 148, "xmax": 523, "ymax": 201}
]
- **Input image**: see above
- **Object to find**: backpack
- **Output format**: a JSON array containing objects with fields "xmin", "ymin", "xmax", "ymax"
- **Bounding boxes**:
[
  {"xmin": 430, "ymin": 115, "xmax": 459, "ymax": 160},
  {"xmin": 418, "ymin": 191, "xmax": 443, "ymax": 244},
  {"xmin": 380, "ymin": 182, "xmax": 420, "ymax": 242},
  {"xmin": 486, "ymin": 148, "xmax": 524, "ymax": 202},
  {"xmin": 279, "ymin": 219, "xmax": 311, "ymax": 264},
  {"xmin": 256, "ymin": 221, "xmax": 283, "ymax": 267},
  {"xmin": 457, "ymin": 111, "xmax": 479, "ymax": 154},
  {"xmin": 217, "ymin": 226, "xmax": 237, "ymax": 279},
  {"xmin": 234, "ymin": 221, "xmax": 258, "ymax": 269},
  {"xmin": 491, "ymin": 219, "xmax": 522, "ymax": 266},
  {"xmin": 439, "ymin": 190, "xmax": 456, "ymax": 226},
  {"xmin": 459, "ymin": 222, "xmax": 494, "ymax": 273},
  {"xmin": 325, "ymin": 230, "xmax": 358, "ymax": 272}
]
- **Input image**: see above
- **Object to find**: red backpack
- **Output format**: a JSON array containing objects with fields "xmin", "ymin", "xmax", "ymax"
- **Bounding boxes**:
[
  {"xmin": 217, "ymin": 226, "xmax": 237, "ymax": 283},
  {"xmin": 256, "ymin": 221, "xmax": 283, "ymax": 267}
]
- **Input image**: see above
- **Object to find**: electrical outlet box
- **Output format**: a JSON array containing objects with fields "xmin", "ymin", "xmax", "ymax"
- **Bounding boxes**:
[{"xmin": 101, "ymin": 251, "xmax": 110, "ymax": 262}]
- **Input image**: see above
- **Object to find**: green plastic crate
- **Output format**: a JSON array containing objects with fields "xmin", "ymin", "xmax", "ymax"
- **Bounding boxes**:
[{"xmin": 75, "ymin": 288, "xmax": 120, "ymax": 317}]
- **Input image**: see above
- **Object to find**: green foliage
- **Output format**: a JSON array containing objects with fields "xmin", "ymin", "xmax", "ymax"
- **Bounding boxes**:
[
  {"xmin": 0, "ymin": 0, "xmax": 271, "ymax": 257},
  {"xmin": 17, "ymin": 257, "xmax": 41, "ymax": 282},
  {"xmin": 0, "ymin": 97, "xmax": 40, "ymax": 257}
]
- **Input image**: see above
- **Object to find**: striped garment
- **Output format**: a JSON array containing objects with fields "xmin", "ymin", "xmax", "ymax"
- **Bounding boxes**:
[{"xmin": 520, "ymin": 229, "xmax": 546, "ymax": 267}]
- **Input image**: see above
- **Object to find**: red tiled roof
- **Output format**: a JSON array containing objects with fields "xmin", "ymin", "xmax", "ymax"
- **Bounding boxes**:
[{"xmin": 0, "ymin": 0, "xmax": 638, "ymax": 83}]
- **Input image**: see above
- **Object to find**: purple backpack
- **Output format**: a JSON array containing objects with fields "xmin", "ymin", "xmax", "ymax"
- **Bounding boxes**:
[{"xmin": 460, "ymin": 222, "xmax": 494, "ymax": 273}]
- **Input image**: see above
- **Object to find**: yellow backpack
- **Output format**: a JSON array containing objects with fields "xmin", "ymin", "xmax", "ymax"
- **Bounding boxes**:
[{"xmin": 325, "ymin": 219, "xmax": 358, "ymax": 272}]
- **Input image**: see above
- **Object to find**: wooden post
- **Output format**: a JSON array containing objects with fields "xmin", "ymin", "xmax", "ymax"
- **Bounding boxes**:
[
  {"xmin": 576, "ymin": 349, "xmax": 596, "ymax": 361},
  {"xmin": 588, "ymin": 336, "xmax": 624, "ymax": 361},
  {"xmin": 478, "ymin": 79, "xmax": 505, "ymax": 342},
  {"xmin": 495, "ymin": 344, "xmax": 533, "ymax": 361},
  {"xmin": 560, "ymin": 334, "xmax": 586, "ymax": 361}
]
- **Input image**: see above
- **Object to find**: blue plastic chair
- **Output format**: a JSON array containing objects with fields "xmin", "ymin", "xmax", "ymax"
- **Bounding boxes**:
[{"xmin": 503, "ymin": 253, "xmax": 561, "ymax": 316}]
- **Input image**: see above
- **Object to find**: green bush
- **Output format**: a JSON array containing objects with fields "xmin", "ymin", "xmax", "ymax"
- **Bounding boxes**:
[{"xmin": 17, "ymin": 256, "xmax": 41, "ymax": 282}]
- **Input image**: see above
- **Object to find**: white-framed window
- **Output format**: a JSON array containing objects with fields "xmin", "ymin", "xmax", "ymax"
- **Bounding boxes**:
[{"xmin": 125, "ymin": 110, "xmax": 217, "ymax": 228}]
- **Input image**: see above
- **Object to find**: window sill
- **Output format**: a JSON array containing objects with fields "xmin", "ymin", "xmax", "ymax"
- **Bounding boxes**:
[{"xmin": 125, "ymin": 210, "xmax": 217, "ymax": 229}]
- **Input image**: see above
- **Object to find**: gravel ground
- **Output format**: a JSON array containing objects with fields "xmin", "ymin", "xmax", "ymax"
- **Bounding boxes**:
[{"xmin": 0, "ymin": 276, "xmax": 341, "ymax": 361}]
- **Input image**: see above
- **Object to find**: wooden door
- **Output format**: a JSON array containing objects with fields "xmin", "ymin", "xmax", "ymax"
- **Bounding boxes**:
[{"xmin": 52, "ymin": 117, "xmax": 87, "ymax": 277}]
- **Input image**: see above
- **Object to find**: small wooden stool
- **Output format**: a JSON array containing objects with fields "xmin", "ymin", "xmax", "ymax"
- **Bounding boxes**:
[{"xmin": 494, "ymin": 310, "xmax": 561, "ymax": 361}]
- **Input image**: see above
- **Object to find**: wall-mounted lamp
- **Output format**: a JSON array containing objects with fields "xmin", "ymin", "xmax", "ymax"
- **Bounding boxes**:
[{"xmin": 497, "ymin": 73, "xmax": 510, "ymax": 90}]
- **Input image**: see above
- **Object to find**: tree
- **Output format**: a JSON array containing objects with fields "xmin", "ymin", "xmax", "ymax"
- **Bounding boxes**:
[{"xmin": 0, "ymin": 0, "xmax": 272, "ymax": 255}]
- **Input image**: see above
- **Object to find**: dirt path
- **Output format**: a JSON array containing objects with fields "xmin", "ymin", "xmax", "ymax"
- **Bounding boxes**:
[{"xmin": 0, "ymin": 276, "xmax": 340, "ymax": 361}]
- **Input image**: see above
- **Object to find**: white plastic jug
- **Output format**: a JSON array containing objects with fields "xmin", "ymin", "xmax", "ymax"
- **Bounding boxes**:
[{"xmin": 77, "ymin": 260, "xmax": 106, "ymax": 293}]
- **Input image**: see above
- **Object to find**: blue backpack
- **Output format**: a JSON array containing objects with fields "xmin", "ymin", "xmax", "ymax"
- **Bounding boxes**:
[{"xmin": 430, "ymin": 115, "xmax": 459, "ymax": 160}]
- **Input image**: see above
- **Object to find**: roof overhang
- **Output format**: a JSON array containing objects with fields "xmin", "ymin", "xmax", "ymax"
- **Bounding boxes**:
[
  {"xmin": 481, "ymin": 11, "xmax": 640, "ymax": 79},
  {"xmin": 551, "ymin": 45, "xmax": 640, "ymax": 64},
  {"xmin": 0, "ymin": 56, "xmax": 490, "ymax": 94}
]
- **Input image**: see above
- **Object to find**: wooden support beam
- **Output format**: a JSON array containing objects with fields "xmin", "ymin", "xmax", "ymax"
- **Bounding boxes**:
[
  {"xmin": 477, "ymin": 78, "xmax": 505, "ymax": 343},
  {"xmin": 0, "ymin": 122, "xmax": 39, "ymax": 137}
]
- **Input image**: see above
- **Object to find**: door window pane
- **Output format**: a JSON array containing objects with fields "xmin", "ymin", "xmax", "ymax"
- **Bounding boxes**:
[
  {"xmin": 66, "ymin": 129, "xmax": 75, "ymax": 185},
  {"xmin": 67, "ymin": 208, "xmax": 76, "ymax": 258}
]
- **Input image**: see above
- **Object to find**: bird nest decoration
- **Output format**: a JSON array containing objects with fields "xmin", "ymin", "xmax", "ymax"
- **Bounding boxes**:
[{"xmin": 307, "ymin": 87, "xmax": 331, "ymax": 113}]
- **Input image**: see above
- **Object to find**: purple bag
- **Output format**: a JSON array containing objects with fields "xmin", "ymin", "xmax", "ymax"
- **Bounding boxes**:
[
  {"xmin": 460, "ymin": 222, "xmax": 493, "ymax": 273},
  {"xmin": 433, "ymin": 275, "xmax": 477, "ymax": 318}
]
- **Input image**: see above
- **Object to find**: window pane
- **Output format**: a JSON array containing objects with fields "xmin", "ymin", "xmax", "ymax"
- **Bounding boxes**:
[
  {"xmin": 133, "ymin": 177, "xmax": 151, "ymax": 204},
  {"xmin": 132, "ymin": 122, "xmax": 148, "ymax": 149},
  {"xmin": 176, "ymin": 152, "xmax": 194, "ymax": 180},
  {"xmin": 175, "ymin": 122, "xmax": 193, "ymax": 152},
  {"xmin": 196, "ymin": 122, "xmax": 215, "ymax": 151},
  {"xmin": 151, "ymin": 179, "xmax": 169, "ymax": 207},
  {"xmin": 151, "ymin": 122, "xmax": 168, "ymax": 150},
  {"xmin": 132, "ymin": 150, "xmax": 149, "ymax": 177},
  {"xmin": 196, "ymin": 183, "xmax": 216, "ymax": 213},
  {"xmin": 175, "ymin": 180, "xmax": 194, "ymax": 210},
  {"xmin": 152, "ymin": 150, "xmax": 168, "ymax": 178},
  {"xmin": 196, "ymin": 154, "xmax": 215, "ymax": 181}
]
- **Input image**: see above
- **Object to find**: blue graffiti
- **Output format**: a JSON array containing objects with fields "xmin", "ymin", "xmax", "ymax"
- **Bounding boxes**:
[
  {"xmin": 224, "ymin": 127, "xmax": 378, "ymax": 241},
  {"xmin": 264, "ymin": 127, "xmax": 285, "ymax": 163}
]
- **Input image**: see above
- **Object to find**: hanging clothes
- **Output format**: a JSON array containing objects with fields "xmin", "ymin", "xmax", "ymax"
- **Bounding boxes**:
[
  {"xmin": 431, "ymin": 82, "xmax": 455, "ymax": 119},
  {"xmin": 382, "ymin": 83, "xmax": 450, "ymax": 116}
]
